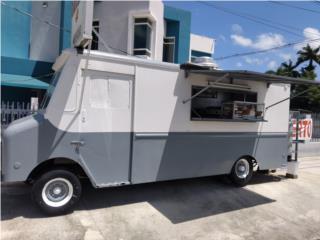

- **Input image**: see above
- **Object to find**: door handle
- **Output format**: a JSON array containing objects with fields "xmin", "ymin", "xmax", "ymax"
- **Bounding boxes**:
[{"xmin": 70, "ymin": 140, "xmax": 85, "ymax": 147}]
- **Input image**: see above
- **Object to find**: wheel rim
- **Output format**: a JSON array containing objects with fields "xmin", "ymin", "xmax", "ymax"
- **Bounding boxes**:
[
  {"xmin": 42, "ymin": 178, "xmax": 73, "ymax": 207},
  {"xmin": 235, "ymin": 159, "xmax": 250, "ymax": 179}
]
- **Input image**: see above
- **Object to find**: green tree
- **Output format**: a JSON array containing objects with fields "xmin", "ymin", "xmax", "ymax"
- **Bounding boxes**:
[
  {"xmin": 295, "ymin": 44, "xmax": 320, "ymax": 71},
  {"xmin": 266, "ymin": 45, "xmax": 320, "ymax": 112},
  {"xmin": 277, "ymin": 60, "xmax": 300, "ymax": 77}
]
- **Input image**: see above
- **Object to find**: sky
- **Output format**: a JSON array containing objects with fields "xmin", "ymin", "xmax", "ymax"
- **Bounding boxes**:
[{"xmin": 164, "ymin": 1, "xmax": 320, "ymax": 77}]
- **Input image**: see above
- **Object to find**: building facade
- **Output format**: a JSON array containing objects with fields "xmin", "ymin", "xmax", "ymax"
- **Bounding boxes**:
[{"xmin": 1, "ymin": 1, "xmax": 215, "ymax": 105}]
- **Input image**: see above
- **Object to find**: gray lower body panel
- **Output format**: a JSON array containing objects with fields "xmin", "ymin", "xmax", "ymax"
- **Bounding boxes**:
[
  {"xmin": 2, "ymin": 116, "xmax": 288, "ymax": 187},
  {"xmin": 2, "ymin": 116, "xmax": 131, "ymax": 186},
  {"xmin": 132, "ymin": 132, "xmax": 288, "ymax": 184}
]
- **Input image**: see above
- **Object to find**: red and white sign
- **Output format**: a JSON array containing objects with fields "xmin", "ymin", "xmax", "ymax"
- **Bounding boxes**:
[{"xmin": 291, "ymin": 118, "xmax": 313, "ymax": 141}]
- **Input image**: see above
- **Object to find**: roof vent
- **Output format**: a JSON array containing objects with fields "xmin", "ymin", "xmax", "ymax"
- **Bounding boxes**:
[{"xmin": 191, "ymin": 56, "xmax": 218, "ymax": 69}]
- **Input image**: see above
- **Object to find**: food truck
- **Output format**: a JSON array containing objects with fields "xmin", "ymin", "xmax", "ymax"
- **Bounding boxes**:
[{"xmin": 2, "ymin": 49, "xmax": 319, "ymax": 214}]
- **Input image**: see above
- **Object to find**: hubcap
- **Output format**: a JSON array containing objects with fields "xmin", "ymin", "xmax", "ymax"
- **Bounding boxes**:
[
  {"xmin": 42, "ymin": 178, "xmax": 73, "ymax": 207},
  {"xmin": 53, "ymin": 187, "xmax": 62, "ymax": 195},
  {"xmin": 235, "ymin": 159, "xmax": 250, "ymax": 179}
]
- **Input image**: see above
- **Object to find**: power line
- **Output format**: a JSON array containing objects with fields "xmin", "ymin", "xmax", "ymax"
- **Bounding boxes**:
[
  {"xmin": 198, "ymin": 1, "xmax": 303, "ymax": 38},
  {"xmin": 214, "ymin": 37, "xmax": 320, "ymax": 61},
  {"xmin": 1, "ymin": 1, "xmax": 71, "ymax": 33},
  {"xmin": 199, "ymin": 1, "xmax": 320, "ymax": 38},
  {"xmin": 3, "ymin": 1, "xmax": 320, "ymax": 64},
  {"xmin": 199, "ymin": 1, "xmax": 320, "ymax": 39},
  {"xmin": 198, "ymin": 1, "xmax": 320, "ymax": 39},
  {"xmin": 270, "ymin": 1, "xmax": 320, "ymax": 15},
  {"xmin": 196, "ymin": 1, "xmax": 320, "ymax": 61},
  {"xmin": 1, "ymin": 1, "xmax": 134, "ymax": 57},
  {"xmin": 239, "ymin": 11, "xmax": 320, "ymax": 38}
]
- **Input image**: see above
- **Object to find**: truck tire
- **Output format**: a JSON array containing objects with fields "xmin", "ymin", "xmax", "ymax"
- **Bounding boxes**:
[
  {"xmin": 32, "ymin": 169, "xmax": 82, "ymax": 215},
  {"xmin": 230, "ymin": 158, "xmax": 253, "ymax": 187}
]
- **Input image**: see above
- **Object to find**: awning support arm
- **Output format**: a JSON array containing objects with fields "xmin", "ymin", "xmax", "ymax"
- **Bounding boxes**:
[
  {"xmin": 182, "ymin": 74, "xmax": 229, "ymax": 104},
  {"xmin": 265, "ymin": 88, "xmax": 311, "ymax": 110}
]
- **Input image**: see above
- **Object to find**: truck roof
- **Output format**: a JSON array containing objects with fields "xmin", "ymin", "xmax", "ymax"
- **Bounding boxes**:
[
  {"xmin": 181, "ymin": 63, "xmax": 320, "ymax": 86},
  {"xmin": 54, "ymin": 49, "xmax": 320, "ymax": 86}
]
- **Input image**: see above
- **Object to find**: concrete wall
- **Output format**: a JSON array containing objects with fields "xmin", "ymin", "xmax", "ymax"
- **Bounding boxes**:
[
  {"xmin": 190, "ymin": 33, "xmax": 215, "ymax": 56},
  {"xmin": 93, "ymin": 1, "xmax": 164, "ymax": 61},
  {"xmin": 29, "ymin": 1, "xmax": 61, "ymax": 62}
]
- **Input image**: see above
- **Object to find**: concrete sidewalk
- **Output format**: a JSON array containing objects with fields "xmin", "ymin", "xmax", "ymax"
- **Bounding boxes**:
[
  {"xmin": 1, "ymin": 156, "xmax": 320, "ymax": 240},
  {"xmin": 298, "ymin": 142, "xmax": 320, "ymax": 157}
]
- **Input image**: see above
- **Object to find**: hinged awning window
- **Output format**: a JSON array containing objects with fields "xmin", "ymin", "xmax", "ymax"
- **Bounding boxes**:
[{"xmin": 181, "ymin": 64, "xmax": 320, "ymax": 86}]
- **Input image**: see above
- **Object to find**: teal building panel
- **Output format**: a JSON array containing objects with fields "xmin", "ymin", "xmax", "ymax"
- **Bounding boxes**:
[
  {"xmin": 1, "ymin": 1, "xmax": 31, "ymax": 59},
  {"xmin": 59, "ymin": 1, "xmax": 72, "ymax": 52},
  {"xmin": 164, "ymin": 6, "xmax": 191, "ymax": 64}
]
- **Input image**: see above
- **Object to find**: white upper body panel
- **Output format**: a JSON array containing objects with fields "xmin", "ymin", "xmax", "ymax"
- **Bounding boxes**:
[{"xmin": 46, "ymin": 50, "xmax": 290, "ymax": 133}]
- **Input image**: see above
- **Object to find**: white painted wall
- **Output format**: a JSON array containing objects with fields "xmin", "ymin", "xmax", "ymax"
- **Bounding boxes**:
[
  {"xmin": 190, "ymin": 33, "xmax": 215, "ymax": 55},
  {"xmin": 30, "ymin": 1, "xmax": 61, "ymax": 62},
  {"xmin": 93, "ymin": 1, "xmax": 164, "ymax": 61}
]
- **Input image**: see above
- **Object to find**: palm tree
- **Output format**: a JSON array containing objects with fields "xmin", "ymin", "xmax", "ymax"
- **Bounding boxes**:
[
  {"xmin": 295, "ymin": 44, "xmax": 320, "ymax": 71},
  {"xmin": 277, "ymin": 60, "xmax": 300, "ymax": 77}
]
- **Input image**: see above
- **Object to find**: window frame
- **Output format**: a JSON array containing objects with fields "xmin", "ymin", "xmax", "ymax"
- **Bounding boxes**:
[
  {"xmin": 163, "ymin": 36, "xmax": 176, "ymax": 63},
  {"xmin": 128, "ymin": 11, "xmax": 156, "ymax": 59},
  {"xmin": 133, "ymin": 18, "xmax": 153, "ymax": 58},
  {"xmin": 91, "ymin": 19, "xmax": 100, "ymax": 50}
]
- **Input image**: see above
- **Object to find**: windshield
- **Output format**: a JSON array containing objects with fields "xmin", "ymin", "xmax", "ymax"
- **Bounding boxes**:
[{"xmin": 40, "ymin": 70, "xmax": 62, "ymax": 109}]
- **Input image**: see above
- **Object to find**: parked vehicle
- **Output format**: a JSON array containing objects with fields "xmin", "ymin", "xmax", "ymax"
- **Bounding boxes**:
[{"xmin": 2, "ymin": 49, "xmax": 319, "ymax": 215}]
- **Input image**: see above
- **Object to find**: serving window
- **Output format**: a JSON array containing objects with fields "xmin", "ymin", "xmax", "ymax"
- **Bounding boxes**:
[{"xmin": 190, "ymin": 86, "xmax": 265, "ymax": 121}]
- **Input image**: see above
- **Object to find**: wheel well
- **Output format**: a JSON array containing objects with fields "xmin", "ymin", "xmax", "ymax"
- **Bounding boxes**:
[
  {"xmin": 27, "ymin": 158, "xmax": 88, "ymax": 183},
  {"xmin": 237, "ymin": 155, "xmax": 258, "ymax": 167}
]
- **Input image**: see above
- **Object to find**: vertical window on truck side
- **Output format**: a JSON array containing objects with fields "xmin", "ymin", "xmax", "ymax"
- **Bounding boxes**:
[
  {"xmin": 108, "ymin": 79, "xmax": 131, "ymax": 109},
  {"xmin": 40, "ymin": 70, "xmax": 62, "ymax": 109},
  {"xmin": 87, "ymin": 70, "xmax": 131, "ymax": 110},
  {"xmin": 133, "ymin": 18, "xmax": 152, "ymax": 57},
  {"xmin": 163, "ymin": 37, "xmax": 175, "ymax": 63},
  {"xmin": 88, "ymin": 71, "xmax": 109, "ymax": 109},
  {"xmin": 91, "ymin": 20, "xmax": 99, "ymax": 50}
]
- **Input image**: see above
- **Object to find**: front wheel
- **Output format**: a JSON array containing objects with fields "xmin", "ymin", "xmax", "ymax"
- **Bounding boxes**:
[
  {"xmin": 230, "ymin": 158, "xmax": 253, "ymax": 187},
  {"xmin": 32, "ymin": 169, "xmax": 82, "ymax": 215}
]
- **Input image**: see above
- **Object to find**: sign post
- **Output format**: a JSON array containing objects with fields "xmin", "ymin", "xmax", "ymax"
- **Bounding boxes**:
[{"xmin": 286, "ymin": 114, "xmax": 313, "ymax": 178}]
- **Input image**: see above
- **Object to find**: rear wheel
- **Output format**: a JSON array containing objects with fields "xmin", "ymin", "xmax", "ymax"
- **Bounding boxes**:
[
  {"xmin": 230, "ymin": 158, "xmax": 253, "ymax": 187},
  {"xmin": 32, "ymin": 169, "xmax": 82, "ymax": 215}
]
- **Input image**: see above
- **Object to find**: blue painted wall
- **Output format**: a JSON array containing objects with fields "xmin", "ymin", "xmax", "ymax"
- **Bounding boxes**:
[
  {"xmin": 1, "ymin": 1, "xmax": 53, "ymax": 96},
  {"xmin": 164, "ymin": 6, "xmax": 191, "ymax": 64},
  {"xmin": 1, "ymin": 56, "xmax": 53, "ymax": 76},
  {"xmin": 59, "ymin": 1, "xmax": 72, "ymax": 52},
  {"xmin": 1, "ymin": 1, "xmax": 31, "ymax": 59}
]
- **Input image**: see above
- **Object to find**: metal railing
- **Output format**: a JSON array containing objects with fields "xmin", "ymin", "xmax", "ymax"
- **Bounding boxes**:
[
  {"xmin": 1, "ymin": 101, "xmax": 34, "ymax": 128},
  {"xmin": 311, "ymin": 113, "xmax": 320, "ymax": 142}
]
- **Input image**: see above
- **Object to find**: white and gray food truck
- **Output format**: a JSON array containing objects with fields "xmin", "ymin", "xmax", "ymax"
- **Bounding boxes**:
[{"xmin": 2, "ymin": 49, "xmax": 319, "ymax": 214}]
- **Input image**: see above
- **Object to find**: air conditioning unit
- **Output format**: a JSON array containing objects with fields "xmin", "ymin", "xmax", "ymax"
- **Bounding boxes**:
[{"xmin": 191, "ymin": 56, "xmax": 218, "ymax": 69}]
